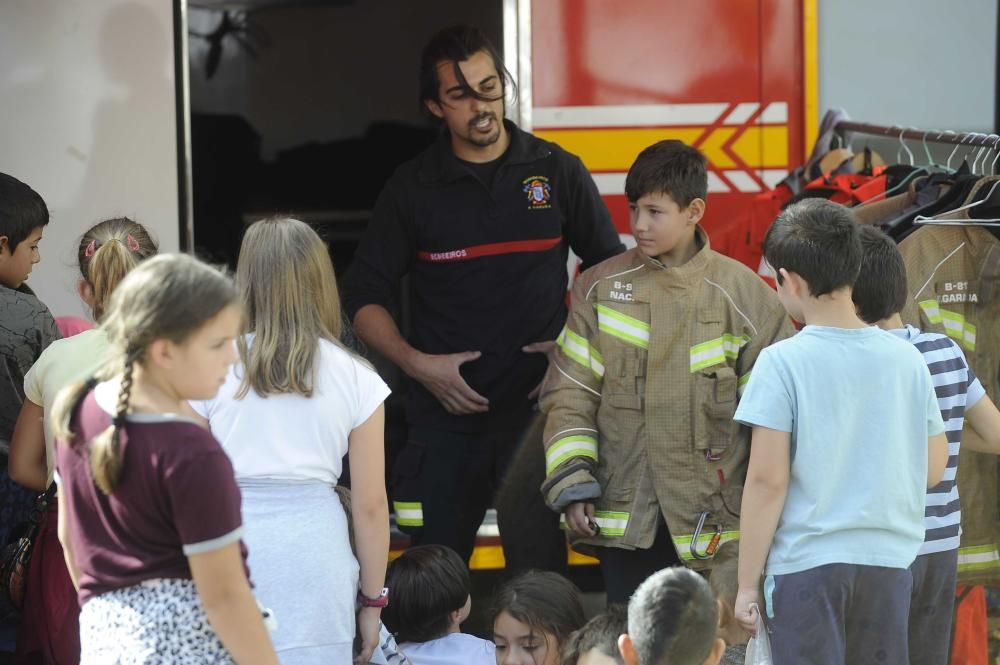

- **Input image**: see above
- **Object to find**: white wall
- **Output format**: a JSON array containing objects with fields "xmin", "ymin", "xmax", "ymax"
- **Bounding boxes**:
[
  {"xmin": 0, "ymin": 0, "xmax": 180, "ymax": 319},
  {"xmin": 819, "ymin": 0, "xmax": 996, "ymax": 133}
]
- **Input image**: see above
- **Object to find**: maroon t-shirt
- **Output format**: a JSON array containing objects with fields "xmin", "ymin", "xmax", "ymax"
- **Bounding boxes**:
[{"xmin": 55, "ymin": 388, "xmax": 247, "ymax": 604}]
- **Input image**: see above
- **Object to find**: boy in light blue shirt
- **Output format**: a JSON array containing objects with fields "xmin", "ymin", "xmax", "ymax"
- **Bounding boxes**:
[{"xmin": 732, "ymin": 200, "xmax": 948, "ymax": 665}]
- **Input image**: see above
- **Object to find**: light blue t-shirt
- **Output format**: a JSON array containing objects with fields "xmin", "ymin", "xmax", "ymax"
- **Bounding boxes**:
[
  {"xmin": 734, "ymin": 325, "xmax": 945, "ymax": 576},
  {"xmin": 399, "ymin": 633, "xmax": 495, "ymax": 665}
]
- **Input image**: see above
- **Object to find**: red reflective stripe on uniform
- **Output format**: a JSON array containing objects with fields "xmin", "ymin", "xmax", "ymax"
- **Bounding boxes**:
[{"xmin": 417, "ymin": 237, "xmax": 562, "ymax": 263}]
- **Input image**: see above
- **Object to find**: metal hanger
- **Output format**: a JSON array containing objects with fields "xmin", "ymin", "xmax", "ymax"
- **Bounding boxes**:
[
  {"xmin": 855, "ymin": 128, "xmax": 931, "ymax": 207},
  {"xmin": 914, "ymin": 177, "xmax": 1000, "ymax": 226}
]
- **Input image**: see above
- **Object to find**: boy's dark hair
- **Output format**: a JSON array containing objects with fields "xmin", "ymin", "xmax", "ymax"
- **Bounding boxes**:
[
  {"xmin": 419, "ymin": 25, "xmax": 516, "ymax": 108},
  {"xmin": 561, "ymin": 604, "xmax": 627, "ymax": 665},
  {"xmin": 763, "ymin": 199, "xmax": 862, "ymax": 296},
  {"xmin": 0, "ymin": 172, "xmax": 49, "ymax": 250},
  {"xmin": 852, "ymin": 225, "xmax": 908, "ymax": 324},
  {"xmin": 382, "ymin": 545, "xmax": 470, "ymax": 643},
  {"xmin": 628, "ymin": 567, "xmax": 718, "ymax": 665},
  {"xmin": 624, "ymin": 140, "xmax": 708, "ymax": 208},
  {"xmin": 491, "ymin": 571, "xmax": 586, "ymax": 649}
]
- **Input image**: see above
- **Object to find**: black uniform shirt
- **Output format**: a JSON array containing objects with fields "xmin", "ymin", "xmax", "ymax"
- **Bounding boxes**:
[{"xmin": 344, "ymin": 120, "xmax": 625, "ymax": 432}]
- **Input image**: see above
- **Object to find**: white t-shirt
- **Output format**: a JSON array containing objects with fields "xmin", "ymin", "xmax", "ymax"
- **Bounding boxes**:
[
  {"xmin": 399, "ymin": 633, "xmax": 496, "ymax": 665},
  {"xmin": 192, "ymin": 336, "xmax": 390, "ymax": 484}
]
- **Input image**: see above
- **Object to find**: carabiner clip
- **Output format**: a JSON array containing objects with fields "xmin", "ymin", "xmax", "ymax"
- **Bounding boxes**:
[{"xmin": 690, "ymin": 511, "xmax": 723, "ymax": 561}]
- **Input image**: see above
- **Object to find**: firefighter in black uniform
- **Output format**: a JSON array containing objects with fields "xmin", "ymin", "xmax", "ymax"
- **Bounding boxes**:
[{"xmin": 343, "ymin": 25, "xmax": 624, "ymax": 572}]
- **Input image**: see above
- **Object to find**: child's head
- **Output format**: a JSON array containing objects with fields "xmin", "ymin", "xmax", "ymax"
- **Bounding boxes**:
[
  {"xmin": 0, "ymin": 172, "xmax": 49, "ymax": 288},
  {"xmin": 492, "ymin": 571, "xmax": 586, "ymax": 665},
  {"xmin": 53, "ymin": 254, "xmax": 241, "ymax": 494},
  {"xmin": 235, "ymin": 217, "xmax": 342, "ymax": 398},
  {"xmin": 763, "ymin": 199, "xmax": 862, "ymax": 320},
  {"xmin": 851, "ymin": 225, "xmax": 908, "ymax": 325},
  {"xmin": 624, "ymin": 140, "xmax": 707, "ymax": 259},
  {"xmin": 706, "ymin": 543, "xmax": 747, "ymax": 647},
  {"xmin": 619, "ymin": 567, "xmax": 725, "ymax": 665},
  {"xmin": 382, "ymin": 544, "xmax": 471, "ymax": 644},
  {"xmin": 561, "ymin": 604, "xmax": 627, "ymax": 665},
  {"xmin": 76, "ymin": 217, "xmax": 158, "ymax": 321}
]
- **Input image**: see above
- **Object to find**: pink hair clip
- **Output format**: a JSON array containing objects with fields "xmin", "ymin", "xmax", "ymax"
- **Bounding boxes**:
[
  {"xmin": 84, "ymin": 239, "xmax": 97, "ymax": 258},
  {"xmin": 126, "ymin": 234, "xmax": 140, "ymax": 252}
]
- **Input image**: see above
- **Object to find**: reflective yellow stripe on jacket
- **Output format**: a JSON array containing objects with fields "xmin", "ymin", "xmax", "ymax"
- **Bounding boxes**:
[
  {"xmin": 674, "ymin": 530, "xmax": 740, "ymax": 562},
  {"xmin": 557, "ymin": 326, "xmax": 605, "ymax": 379},
  {"xmin": 595, "ymin": 305, "xmax": 650, "ymax": 349},
  {"xmin": 919, "ymin": 299, "xmax": 977, "ymax": 351},
  {"xmin": 559, "ymin": 510, "xmax": 630, "ymax": 537},
  {"xmin": 958, "ymin": 544, "xmax": 1000, "ymax": 574},
  {"xmin": 545, "ymin": 435, "xmax": 598, "ymax": 474},
  {"xmin": 689, "ymin": 334, "xmax": 750, "ymax": 372}
]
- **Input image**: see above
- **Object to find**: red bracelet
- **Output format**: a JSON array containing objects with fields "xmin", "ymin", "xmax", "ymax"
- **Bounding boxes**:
[{"xmin": 357, "ymin": 587, "xmax": 389, "ymax": 608}]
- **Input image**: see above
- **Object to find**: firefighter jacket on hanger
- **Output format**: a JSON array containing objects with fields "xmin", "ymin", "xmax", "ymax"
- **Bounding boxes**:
[{"xmin": 900, "ymin": 187, "xmax": 1000, "ymax": 585}]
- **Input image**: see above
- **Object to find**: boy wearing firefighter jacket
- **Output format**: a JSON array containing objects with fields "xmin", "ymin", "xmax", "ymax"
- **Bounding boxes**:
[{"xmin": 539, "ymin": 140, "xmax": 794, "ymax": 603}]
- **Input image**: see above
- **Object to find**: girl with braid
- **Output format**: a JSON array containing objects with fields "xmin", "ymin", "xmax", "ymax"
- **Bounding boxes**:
[
  {"xmin": 10, "ymin": 217, "xmax": 156, "ymax": 665},
  {"xmin": 50, "ymin": 254, "xmax": 278, "ymax": 664}
]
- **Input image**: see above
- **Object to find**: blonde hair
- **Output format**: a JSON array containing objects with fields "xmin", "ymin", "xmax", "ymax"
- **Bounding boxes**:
[
  {"xmin": 235, "ymin": 217, "xmax": 344, "ymax": 398},
  {"xmin": 77, "ymin": 217, "xmax": 158, "ymax": 321},
  {"xmin": 52, "ymin": 253, "xmax": 239, "ymax": 494}
]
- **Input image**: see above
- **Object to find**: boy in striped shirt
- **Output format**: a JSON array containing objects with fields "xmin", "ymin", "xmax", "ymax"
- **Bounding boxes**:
[{"xmin": 853, "ymin": 225, "xmax": 1000, "ymax": 665}]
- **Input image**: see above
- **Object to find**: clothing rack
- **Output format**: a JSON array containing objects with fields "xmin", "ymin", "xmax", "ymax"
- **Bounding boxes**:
[{"xmin": 834, "ymin": 121, "xmax": 999, "ymax": 147}]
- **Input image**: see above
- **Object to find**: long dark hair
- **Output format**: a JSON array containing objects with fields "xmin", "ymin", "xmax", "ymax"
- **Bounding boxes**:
[
  {"xmin": 490, "ymin": 571, "xmax": 585, "ymax": 652},
  {"xmin": 418, "ymin": 25, "xmax": 517, "ymax": 110}
]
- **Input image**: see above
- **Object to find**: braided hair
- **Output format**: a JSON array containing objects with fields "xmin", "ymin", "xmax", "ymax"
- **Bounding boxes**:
[{"xmin": 52, "ymin": 253, "xmax": 239, "ymax": 495}]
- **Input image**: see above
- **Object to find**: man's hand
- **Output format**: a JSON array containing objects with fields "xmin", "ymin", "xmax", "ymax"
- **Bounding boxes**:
[
  {"xmin": 523, "ymin": 341, "xmax": 557, "ymax": 400},
  {"xmin": 564, "ymin": 501, "xmax": 596, "ymax": 537},
  {"xmin": 407, "ymin": 351, "xmax": 489, "ymax": 415},
  {"xmin": 735, "ymin": 588, "xmax": 762, "ymax": 635}
]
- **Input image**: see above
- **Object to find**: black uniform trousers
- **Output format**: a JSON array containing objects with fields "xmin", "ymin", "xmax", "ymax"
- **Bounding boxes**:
[{"xmin": 392, "ymin": 410, "xmax": 567, "ymax": 577}]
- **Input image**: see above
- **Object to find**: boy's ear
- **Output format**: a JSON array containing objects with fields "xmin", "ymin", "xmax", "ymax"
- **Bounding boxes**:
[
  {"xmin": 0, "ymin": 235, "xmax": 9, "ymax": 256},
  {"xmin": 704, "ymin": 637, "xmax": 727, "ymax": 665},
  {"xmin": 686, "ymin": 198, "xmax": 706, "ymax": 225},
  {"xmin": 618, "ymin": 634, "xmax": 640, "ymax": 665},
  {"xmin": 777, "ymin": 268, "xmax": 795, "ymax": 290}
]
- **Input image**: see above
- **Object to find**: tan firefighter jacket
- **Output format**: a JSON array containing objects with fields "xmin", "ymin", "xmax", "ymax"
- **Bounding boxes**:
[
  {"xmin": 539, "ymin": 228, "xmax": 794, "ymax": 570},
  {"xmin": 899, "ymin": 205, "xmax": 1000, "ymax": 585}
]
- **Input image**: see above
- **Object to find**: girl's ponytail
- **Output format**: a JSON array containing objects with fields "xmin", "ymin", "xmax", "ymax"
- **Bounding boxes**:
[{"xmin": 78, "ymin": 218, "xmax": 157, "ymax": 322}]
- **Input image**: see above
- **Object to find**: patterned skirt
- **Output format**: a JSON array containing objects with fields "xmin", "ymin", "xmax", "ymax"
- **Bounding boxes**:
[{"xmin": 79, "ymin": 578, "xmax": 233, "ymax": 664}]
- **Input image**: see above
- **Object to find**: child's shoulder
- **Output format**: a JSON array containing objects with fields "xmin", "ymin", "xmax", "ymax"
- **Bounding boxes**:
[
  {"xmin": 318, "ymin": 337, "xmax": 379, "ymax": 377},
  {"xmin": 0, "ymin": 284, "xmax": 57, "ymax": 330},
  {"xmin": 574, "ymin": 248, "xmax": 647, "ymax": 298},
  {"xmin": 703, "ymin": 248, "xmax": 779, "ymax": 298}
]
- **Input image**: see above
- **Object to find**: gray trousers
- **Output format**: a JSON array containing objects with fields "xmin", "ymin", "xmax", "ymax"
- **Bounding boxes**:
[
  {"xmin": 908, "ymin": 549, "xmax": 958, "ymax": 665},
  {"xmin": 766, "ymin": 563, "xmax": 912, "ymax": 665}
]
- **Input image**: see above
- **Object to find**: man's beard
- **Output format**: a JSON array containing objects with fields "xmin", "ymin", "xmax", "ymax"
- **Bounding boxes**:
[{"xmin": 466, "ymin": 112, "xmax": 502, "ymax": 147}]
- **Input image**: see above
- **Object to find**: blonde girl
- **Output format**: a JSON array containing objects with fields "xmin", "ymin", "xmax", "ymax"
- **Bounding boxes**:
[
  {"xmin": 192, "ymin": 218, "xmax": 390, "ymax": 665},
  {"xmin": 52, "ymin": 254, "xmax": 278, "ymax": 664},
  {"xmin": 9, "ymin": 217, "xmax": 155, "ymax": 664}
]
